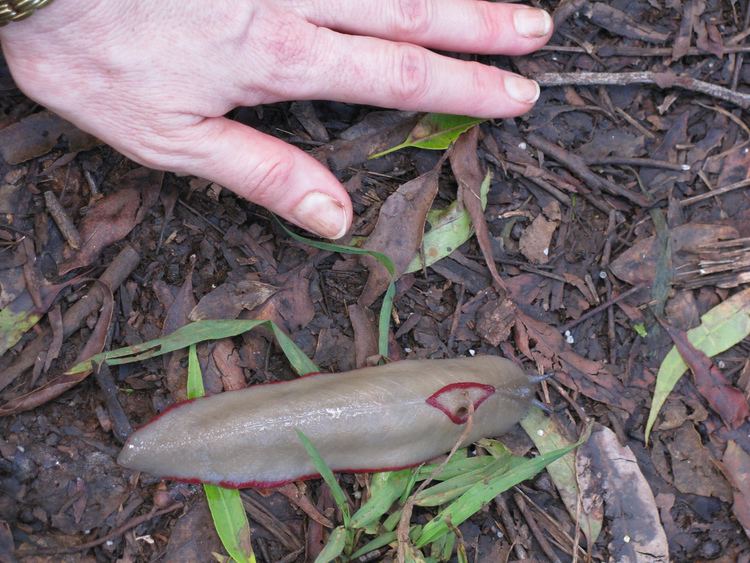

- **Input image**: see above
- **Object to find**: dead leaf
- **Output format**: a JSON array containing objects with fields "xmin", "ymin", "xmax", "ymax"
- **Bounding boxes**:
[
  {"xmin": 211, "ymin": 339, "xmax": 246, "ymax": 391},
  {"xmin": 163, "ymin": 497, "xmax": 223, "ymax": 561},
  {"xmin": 519, "ymin": 201, "xmax": 561, "ymax": 265},
  {"xmin": 348, "ymin": 304, "xmax": 379, "ymax": 368},
  {"xmin": 58, "ymin": 168, "xmax": 163, "ymax": 275},
  {"xmin": 189, "ymin": 279, "xmax": 277, "ymax": 321},
  {"xmin": 514, "ymin": 310, "xmax": 636, "ymax": 411},
  {"xmin": 659, "ymin": 319, "xmax": 749, "ymax": 429},
  {"xmin": 359, "ymin": 163, "xmax": 440, "ymax": 306},
  {"xmin": 667, "ymin": 424, "xmax": 732, "ymax": 501},
  {"xmin": 672, "ymin": 0, "xmax": 705, "ymax": 61},
  {"xmin": 450, "ymin": 127, "xmax": 506, "ymax": 291},
  {"xmin": 581, "ymin": 425, "xmax": 669, "ymax": 562},
  {"xmin": 0, "ymin": 110, "xmax": 99, "ymax": 165},
  {"xmin": 723, "ymin": 441, "xmax": 750, "ymax": 538},
  {"xmin": 163, "ymin": 258, "xmax": 196, "ymax": 399}
]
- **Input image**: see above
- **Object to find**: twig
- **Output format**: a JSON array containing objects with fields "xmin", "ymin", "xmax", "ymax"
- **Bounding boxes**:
[
  {"xmin": 586, "ymin": 157, "xmax": 689, "ymax": 172},
  {"xmin": 535, "ymin": 71, "xmax": 750, "ymax": 110},
  {"xmin": 679, "ymin": 178, "xmax": 750, "ymax": 207},
  {"xmin": 560, "ymin": 284, "xmax": 645, "ymax": 333},
  {"xmin": 513, "ymin": 493, "xmax": 562, "ymax": 563},
  {"xmin": 526, "ymin": 134, "xmax": 652, "ymax": 207},
  {"xmin": 541, "ymin": 44, "xmax": 750, "ymax": 56},
  {"xmin": 44, "ymin": 190, "xmax": 82, "ymax": 249}
]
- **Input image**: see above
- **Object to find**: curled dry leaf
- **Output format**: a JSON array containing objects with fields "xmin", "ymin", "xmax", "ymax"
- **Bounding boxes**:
[
  {"xmin": 450, "ymin": 127, "xmax": 505, "ymax": 291},
  {"xmin": 659, "ymin": 318, "xmax": 749, "ymax": 429},
  {"xmin": 580, "ymin": 425, "xmax": 669, "ymax": 562},
  {"xmin": 359, "ymin": 163, "xmax": 440, "ymax": 306}
]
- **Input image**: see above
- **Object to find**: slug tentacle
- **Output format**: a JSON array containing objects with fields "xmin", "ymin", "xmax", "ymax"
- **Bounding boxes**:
[{"xmin": 118, "ymin": 355, "xmax": 536, "ymax": 488}]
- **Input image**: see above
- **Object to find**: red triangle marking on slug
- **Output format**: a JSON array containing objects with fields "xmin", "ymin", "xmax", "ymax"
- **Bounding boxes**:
[{"xmin": 425, "ymin": 382, "xmax": 495, "ymax": 424}]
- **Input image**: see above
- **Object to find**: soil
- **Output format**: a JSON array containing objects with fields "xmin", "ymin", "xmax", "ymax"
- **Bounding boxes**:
[{"xmin": 2, "ymin": 0, "xmax": 750, "ymax": 561}]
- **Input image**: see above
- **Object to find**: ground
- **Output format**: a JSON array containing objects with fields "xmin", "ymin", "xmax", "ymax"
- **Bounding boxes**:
[{"xmin": 2, "ymin": 0, "xmax": 750, "ymax": 561}]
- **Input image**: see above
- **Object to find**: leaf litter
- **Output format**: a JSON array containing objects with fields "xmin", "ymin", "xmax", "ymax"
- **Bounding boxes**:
[{"xmin": 6, "ymin": 2, "xmax": 750, "ymax": 560}]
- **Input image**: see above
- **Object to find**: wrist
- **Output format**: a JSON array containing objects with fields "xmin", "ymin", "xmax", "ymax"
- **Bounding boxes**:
[{"xmin": 1, "ymin": 0, "xmax": 56, "ymax": 27}]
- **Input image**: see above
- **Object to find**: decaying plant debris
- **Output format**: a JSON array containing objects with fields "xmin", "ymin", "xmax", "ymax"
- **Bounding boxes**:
[{"xmin": 3, "ymin": 0, "xmax": 750, "ymax": 561}]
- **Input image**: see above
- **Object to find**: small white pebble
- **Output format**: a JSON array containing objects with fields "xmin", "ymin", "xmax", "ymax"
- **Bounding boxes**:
[
  {"xmin": 681, "ymin": 164, "xmax": 690, "ymax": 171},
  {"xmin": 518, "ymin": 142, "xmax": 527, "ymax": 150},
  {"xmin": 543, "ymin": 248, "xmax": 549, "ymax": 256},
  {"xmin": 599, "ymin": 271, "xmax": 607, "ymax": 279},
  {"xmin": 537, "ymin": 429, "xmax": 545, "ymax": 437},
  {"xmin": 718, "ymin": 360, "xmax": 726, "ymax": 369},
  {"xmin": 469, "ymin": 349, "xmax": 476, "ymax": 356},
  {"xmin": 743, "ymin": 147, "xmax": 749, "ymax": 155},
  {"xmin": 106, "ymin": 540, "xmax": 114, "ymax": 547},
  {"xmin": 564, "ymin": 330, "xmax": 572, "ymax": 337},
  {"xmin": 623, "ymin": 535, "xmax": 631, "ymax": 543},
  {"xmin": 566, "ymin": 334, "xmax": 575, "ymax": 344},
  {"xmin": 16, "ymin": 445, "xmax": 24, "ymax": 452},
  {"xmin": 404, "ymin": 347, "xmax": 412, "ymax": 353}
]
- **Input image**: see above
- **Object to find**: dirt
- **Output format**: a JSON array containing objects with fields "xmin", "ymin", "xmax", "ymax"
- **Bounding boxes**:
[{"xmin": 3, "ymin": 0, "xmax": 750, "ymax": 561}]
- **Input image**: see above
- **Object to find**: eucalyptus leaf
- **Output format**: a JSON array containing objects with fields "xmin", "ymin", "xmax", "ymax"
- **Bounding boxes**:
[{"xmin": 369, "ymin": 114, "xmax": 485, "ymax": 159}]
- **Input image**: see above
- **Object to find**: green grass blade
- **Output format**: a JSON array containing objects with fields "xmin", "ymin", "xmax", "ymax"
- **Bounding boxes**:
[
  {"xmin": 350, "ymin": 531, "xmax": 398, "ymax": 560},
  {"xmin": 275, "ymin": 217, "xmax": 396, "ymax": 359},
  {"xmin": 314, "ymin": 526, "xmax": 347, "ymax": 563},
  {"xmin": 204, "ymin": 485, "xmax": 256, "ymax": 563},
  {"xmin": 187, "ymin": 343, "xmax": 255, "ymax": 563},
  {"xmin": 415, "ymin": 441, "xmax": 583, "ymax": 548},
  {"xmin": 369, "ymin": 114, "xmax": 485, "ymax": 159},
  {"xmin": 296, "ymin": 430, "xmax": 351, "ymax": 528},
  {"xmin": 645, "ymin": 286, "xmax": 750, "ymax": 442},
  {"xmin": 351, "ymin": 469, "xmax": 412, "ymax": 529}
]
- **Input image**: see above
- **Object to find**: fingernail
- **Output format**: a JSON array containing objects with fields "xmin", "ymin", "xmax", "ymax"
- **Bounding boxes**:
[
  {"xmin": 504, "ymin": 75, "xmax": 540, "ymax": 104},
  {"xmin": 292, "ymin": 191, "xmax": 348, "ymax": 239},
  {"xmin": 513, "ymin": 8, "xmax": 552, "ymax": 38}
]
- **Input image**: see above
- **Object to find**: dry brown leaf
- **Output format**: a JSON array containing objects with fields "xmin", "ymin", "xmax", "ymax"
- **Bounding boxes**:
[
  {"xmin": 359, "ymin": 163, "xmax": 440, "ymax": 306},
  {"xmin": 450, "ymin": 127, "xmax": 506, "ymax": 291},
  {"xmin": 59, "ymin": 168, "xmax": 163, "ymax": 275}
]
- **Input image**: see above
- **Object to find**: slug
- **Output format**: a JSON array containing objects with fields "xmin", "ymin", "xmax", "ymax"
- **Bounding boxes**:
[{"xmin": 117, "ymin": 356, "xmax": 534, "ymax": 488}]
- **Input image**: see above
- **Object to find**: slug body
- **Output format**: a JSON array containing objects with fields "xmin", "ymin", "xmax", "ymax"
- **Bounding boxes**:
[{"xmin": 118, "ymin": 356, "xmax": 533, "ymax": 488}]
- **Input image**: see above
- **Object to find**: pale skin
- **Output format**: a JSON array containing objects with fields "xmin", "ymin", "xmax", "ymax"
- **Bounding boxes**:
[{"xmin": 0, "ymin": 0, "xmax": 553, "ymax": 239}]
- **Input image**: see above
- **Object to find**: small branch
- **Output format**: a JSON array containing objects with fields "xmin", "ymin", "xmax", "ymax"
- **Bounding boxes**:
[
  {"xmin": 679, "ymin": 178, "xmax": 750, "ymax": 207},
  {"xmin": 535, "ymin": 71, "xmax": 750, "ymax": 110},
  {"xmin": 44, "ymin": 190, "xmax": 82, "ymax": 250}
]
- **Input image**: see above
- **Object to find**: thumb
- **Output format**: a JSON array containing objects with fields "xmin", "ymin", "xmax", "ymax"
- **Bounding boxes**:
[{"xmin": 188, "ymin": 117, "xmax": 352, "ymax": 239}]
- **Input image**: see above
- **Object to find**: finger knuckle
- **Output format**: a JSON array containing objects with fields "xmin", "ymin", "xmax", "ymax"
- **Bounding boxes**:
[
  {"xmin": 241, "ymin": 152, "xmax": 295, "ymax": 203},
  {"xmin": 263, "ymin": 16, "xmax": 315, "ymax": 78},
  {"xmin": 476, "ymin": 2, "xmax": 502, "ymax": 42},
  {"xmin": 391, "ymin": 0, "xmax": 432, "ymax": 36},
  {"xmin": 390, "ymin": 44, "xmax": 430, "ymax": 106}
]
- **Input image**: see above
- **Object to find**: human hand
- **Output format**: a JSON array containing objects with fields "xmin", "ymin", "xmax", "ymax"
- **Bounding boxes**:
[{"xmin": 0, "ymin": 0, "xmax": 552, "ymax": 239}]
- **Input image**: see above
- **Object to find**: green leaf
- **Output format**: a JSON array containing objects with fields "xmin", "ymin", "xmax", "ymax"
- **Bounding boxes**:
[
  {"xmin": 351, "ymin": 470, "xmax": 412, "ymax": 529},
  {"xmin": 187, "ymin": 344, "xmax": 255, "ymax": 563},
  {"xmin": 204, "ymin": 485, "xmax": 256, "ymax": 563},
  {"xmin": 405, "ymin": 171, "xmax": 491, "ymax": 274},
  {"xmin": 369, "ymin": 114, "xmax": 485, "ymax": 159},
  {"xmin": 633, "ymin": 323, "xmax": 648, "ymax": 337},
  {"xmin": 67, "ymin": 319, "xmax": 314, "ymax": 376},
  {"xmin": 645, "ymin": 286, "xmax": 750, "ymax": 442},
  {"xmin": 296, "ymin": 430, "xmax": 351, "ymax": 528},
  {"xmin": 521, "ymin": 407, "xmax": 602, "ymax": 544},
  {"xmin": 415, "ymin": 440, "xmax": 584, "ymax": 547},
  {"xmin": 275, "ymin": 218, "xmax": 396, "ymax": 359},
  {"xmin": 314, "ymin": 526, "xmax": 347, "ymax": 563},
  {"xmin": 0, "ymin": 307, "xmax": 41, "ymax": 356},
  {"xmin": 350, "ymin": 531, "xmax": 398, "ymax": 560}
]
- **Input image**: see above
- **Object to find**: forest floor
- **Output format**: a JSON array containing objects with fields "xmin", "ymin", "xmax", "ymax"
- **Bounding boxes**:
[{"xmin": 2, "ymin": 0, "xmax": 750, "ymax": 561}]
